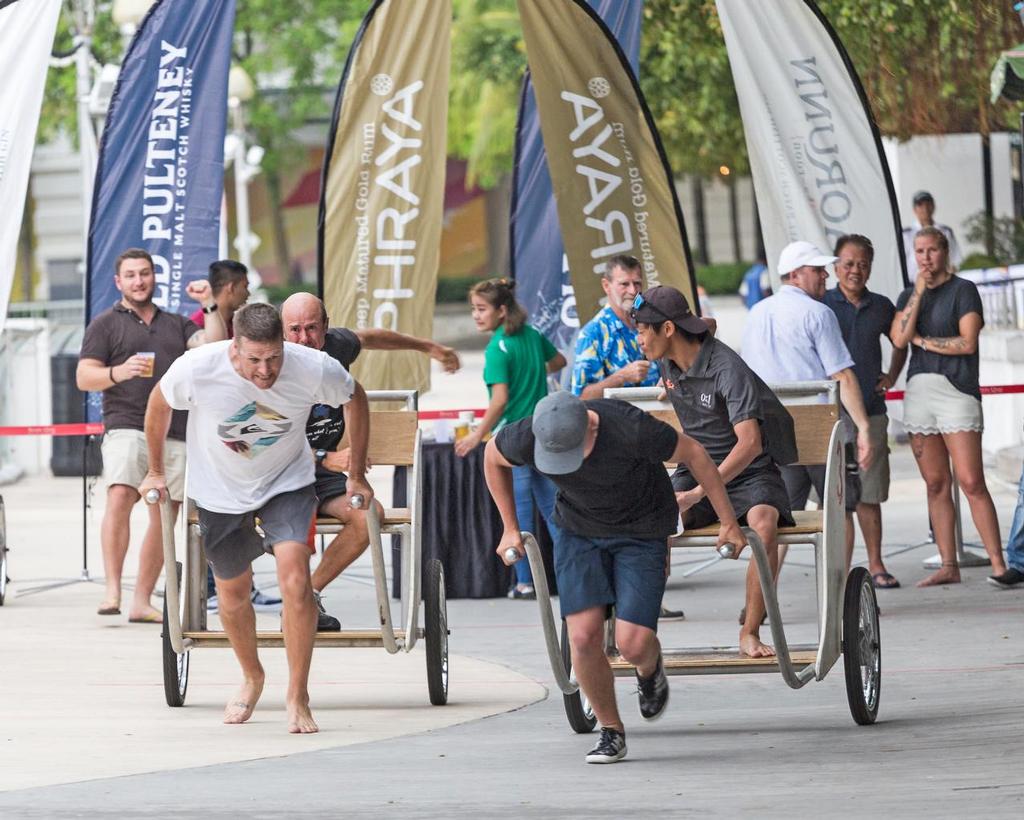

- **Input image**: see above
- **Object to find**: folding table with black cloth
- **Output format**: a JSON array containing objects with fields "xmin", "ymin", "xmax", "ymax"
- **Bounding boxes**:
[{"xmin": 392, "ymin": 441, "xmax": 557, "ymax": 599}]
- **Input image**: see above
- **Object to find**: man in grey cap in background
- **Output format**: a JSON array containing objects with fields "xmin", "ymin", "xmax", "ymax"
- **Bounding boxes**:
[
  {"xmin": 483, "ymin": 391, "xmax": 744, "ymax": 764},
  {"xmin": 902, "ymin": 190, "xmax": 962, "ymax": 281}
]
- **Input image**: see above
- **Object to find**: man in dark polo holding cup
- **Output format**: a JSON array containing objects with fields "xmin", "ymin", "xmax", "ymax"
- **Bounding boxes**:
[{"xmin": 77, "ymin": 248, "xmax": 226, "ymax": 622}]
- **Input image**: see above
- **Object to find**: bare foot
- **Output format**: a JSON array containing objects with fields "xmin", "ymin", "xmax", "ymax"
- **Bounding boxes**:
[
  {"xmin": 287, "ymin": 699, "xmax": 319, "ymax": 734},
  {"xmin": 916, "ymin": 566, "xmax": 961, "ymax": 588},
  {"xmin": 127, "ymin": 605, "xmax": 162, "ymax": 624},
  {"xmin": 223, "ymin": 674, "xmax": 265, "ymax": 725},
  {"xmin": 739, "ymin": 632, "xmax": 776, "ymax": 658}
]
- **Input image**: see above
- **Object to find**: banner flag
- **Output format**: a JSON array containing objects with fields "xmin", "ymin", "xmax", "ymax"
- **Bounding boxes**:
[
  {"xmin": 87, "ymin": 0, "xmax": 236, "ymax": 324},
  {"xmin": 510, "ymin": 0, "xmax": 643, "ymax": 360},
  {"xmin": 319, "ymin": 0, "xmax": 450, "ymax": 395},
  {"xmin": 716, "ymin": 0, "xmax": 907, "ymax": 301},
  {"xmin": 517, "ymin": 0, "xmax": 697, "ymax": 325},
  {"xmin": 0, "ymin": 0, "xmax": 63, "ymax": 335}
]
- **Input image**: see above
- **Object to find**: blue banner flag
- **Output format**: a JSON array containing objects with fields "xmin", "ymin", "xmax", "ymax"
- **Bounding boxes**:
[
  {"xmin": 86, "ymin": 0, "xmax": 236, "ymax": 323},
  {"xmin": 509, "ymin": 0, "xmax": 643, "ymax": 361}
]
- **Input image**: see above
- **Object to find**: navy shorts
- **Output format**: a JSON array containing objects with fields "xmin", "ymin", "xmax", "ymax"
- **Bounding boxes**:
[
  {"xmin": 314, "ymin": 465, "xmax": 348, "ymax": 508},
  {"xmin": 555, "ymin": 529, "xmax": 667, "ymax": 631}
]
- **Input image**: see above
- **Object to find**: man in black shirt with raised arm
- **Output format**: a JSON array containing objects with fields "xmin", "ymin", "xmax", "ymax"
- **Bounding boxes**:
[{"xmin": 281, "ymin": 293, "xmax": 460, "ymax": 630}]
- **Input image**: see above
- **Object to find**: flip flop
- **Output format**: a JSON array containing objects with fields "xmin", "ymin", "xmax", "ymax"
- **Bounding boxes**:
[
  {"xmin": 871, "ymin": 571, "xmax": 901, "ymax": 589},
  {"xmin": 128, "ymin": 611, "xmax": 163, "ymax": 624},
  {"xmin": 97, "ymin": 603, "xmax": 121, "ymax": 616}
]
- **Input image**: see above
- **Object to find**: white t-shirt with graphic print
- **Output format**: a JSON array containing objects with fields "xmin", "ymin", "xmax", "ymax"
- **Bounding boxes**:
[{"xmin": 160, "ymin": 340, "xmax": 354, "ymax": 513}]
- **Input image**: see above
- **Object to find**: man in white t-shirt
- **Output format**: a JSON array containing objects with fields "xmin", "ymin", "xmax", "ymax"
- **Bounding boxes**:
[{"xmin": 140, "ymin": 303, "xmax": 371, "ymax": 734}]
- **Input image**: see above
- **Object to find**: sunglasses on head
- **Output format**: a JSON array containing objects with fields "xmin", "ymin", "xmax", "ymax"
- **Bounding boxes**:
[{"xmin": 630, "ymin": 292, "xmax": 669, "ymax": 324}]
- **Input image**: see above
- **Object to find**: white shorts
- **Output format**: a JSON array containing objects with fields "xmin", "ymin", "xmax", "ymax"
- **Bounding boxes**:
[
  {"xmin": 101, "ymin": 428, "xmax": 186, "ymax": 501},
  {"xmin": 902, "ymin": 373, "xmax": 983, "ymax": 436}
]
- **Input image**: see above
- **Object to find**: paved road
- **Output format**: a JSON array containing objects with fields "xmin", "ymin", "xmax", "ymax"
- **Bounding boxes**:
[{"xmin": 1, "ymin": 444, "xmax": 1022, "ymax": 817}]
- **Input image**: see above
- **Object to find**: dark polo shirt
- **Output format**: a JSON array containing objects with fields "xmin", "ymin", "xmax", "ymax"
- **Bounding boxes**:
[
  {"xmin": 80, "ymin": 302, "xmax": 200, "ymax": 440},
  {"xmin": 661, "ymin": 336, "xmax": 796, "ymax": 476},
  {"xmin": 823, "ymin": 287, "xmax": 896, "ymax": 416}
]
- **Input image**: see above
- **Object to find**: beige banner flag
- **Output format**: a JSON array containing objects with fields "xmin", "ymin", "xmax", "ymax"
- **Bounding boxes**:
[
  {"xmin": 320, "ymin": 0, "xmax": 451, "ymax": 394},
  {"xmin": 516, "ymin": 0, "xmax": 697, "ymax": 322}
]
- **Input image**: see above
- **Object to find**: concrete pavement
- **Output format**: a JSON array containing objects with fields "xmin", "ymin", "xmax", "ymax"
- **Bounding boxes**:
[{"xmin": 0, "ymin": 343, "xmax": 1023, "ymax": 816}]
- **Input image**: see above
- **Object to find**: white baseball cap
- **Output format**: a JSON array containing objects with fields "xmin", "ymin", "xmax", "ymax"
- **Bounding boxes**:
[{"xmin": 777, "ymin": 240, "xmax": 837, "ymax": 276}]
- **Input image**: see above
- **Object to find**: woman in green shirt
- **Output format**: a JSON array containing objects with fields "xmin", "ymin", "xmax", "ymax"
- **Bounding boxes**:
[{"xmin": 455, "ymin": 278, "xmax": 566, "ymax": 598}]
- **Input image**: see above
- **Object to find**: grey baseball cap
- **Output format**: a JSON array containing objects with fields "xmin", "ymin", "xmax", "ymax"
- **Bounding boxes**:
[{"xmin": 532, "ymin": 392, "xmax": 588, "ymax": 475}]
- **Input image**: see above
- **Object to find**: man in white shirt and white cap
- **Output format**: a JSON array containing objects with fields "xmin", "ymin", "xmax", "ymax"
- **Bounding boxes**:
[
  {"xmin": 902, "ymin": 190, "xmax": 962, "ymax": 281},
  {"xmin": 741, "ymin": 241, "xmax": 875, "ymax": 511}
]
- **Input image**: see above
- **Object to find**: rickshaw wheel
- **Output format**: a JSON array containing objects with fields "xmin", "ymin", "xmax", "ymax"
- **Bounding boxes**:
[
  {"xmin": 560, "ymin": 620, "xmax": 597, "ymax": 734},
  {"xmin": 842, "ymin": 566, "xmax": 880, "ymax": 725},
  {"xmin": 424, "ymin": 558, "xmax": 449, "ymax": 705},
  {"xmin": 0, "ymin": 495, "xmax": 8, "ymax": 606},
  {"xmin": 162, "ymin": 561, "xmax": 189, "ymax": 707}
]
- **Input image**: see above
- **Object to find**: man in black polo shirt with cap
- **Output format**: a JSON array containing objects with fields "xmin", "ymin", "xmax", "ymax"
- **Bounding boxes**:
[
  {"xmin": 484, "ymin": 391, "xmax": 744, "ymax": 764},
  {"xmin": 633, "ymin": 285, "xmax": 797, "ymax": 659}
]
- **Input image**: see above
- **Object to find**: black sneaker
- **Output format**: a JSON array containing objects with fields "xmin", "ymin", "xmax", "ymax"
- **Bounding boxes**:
[
  {"xmin": 636, "ymin": 655, "xmax": 670, "ymax": 721},
  {"xmin": 313, "ymin": 590, "xmax": 341, "ymax": 631},
  {"xmin": 988, "ymin": 567, "xmax": 1024, "ymax": 589},
  {"xmin": 658, "ymin": 605, "xmax": 685, "ymax": 621},
  {"xmin": 585, "ymin": 727, "xmax": 627, "ymax": 764}
]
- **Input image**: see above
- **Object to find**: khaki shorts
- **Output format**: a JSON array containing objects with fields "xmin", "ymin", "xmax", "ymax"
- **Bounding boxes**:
[
  {"xmin": 101, "ymin": 428, "xmax": 186, "ymax": 501},
  {"xmin": 844, "ymin": 414, "xmax": 891, "ymax": 505},
  {"xmin": 903, "ymin": 373, "xmax": 983, "ymax": 436}
]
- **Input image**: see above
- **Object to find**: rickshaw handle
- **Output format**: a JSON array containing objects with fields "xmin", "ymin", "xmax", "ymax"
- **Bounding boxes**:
[
  {"xmin": 145, "ymin": 488, "xmax": 187, "ymax": 655},
  {"xmin": 513, "ymin": 533, "xmax": 579, "ymax": 696}
]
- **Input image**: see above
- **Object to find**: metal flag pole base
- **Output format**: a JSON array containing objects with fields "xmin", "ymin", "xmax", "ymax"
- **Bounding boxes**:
[
  {"xmin": 17, "ymin": 570, "xmax": 105, "ymax": 598},
  {"xmin": 17, "ymin": 433, "xmax": 103, "ymax": 597}
]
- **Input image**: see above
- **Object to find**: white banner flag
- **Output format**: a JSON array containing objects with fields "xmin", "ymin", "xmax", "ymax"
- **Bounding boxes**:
[
  {"xmin": 716, "ymin": 0, "xmax": 906, "ymax": 302},
  {"xmin": 0, "ymin": 0, "xmax": 63, "ymax": 334}
]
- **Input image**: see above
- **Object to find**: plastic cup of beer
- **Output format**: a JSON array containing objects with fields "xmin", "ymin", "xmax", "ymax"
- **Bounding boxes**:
[
  {"xmin": 137, "ymin": 352, "xmax": 156, "ymax": 378},
  {"xmin": 454, "ymin": 421, "xmax": 470, "ymax": 441}
]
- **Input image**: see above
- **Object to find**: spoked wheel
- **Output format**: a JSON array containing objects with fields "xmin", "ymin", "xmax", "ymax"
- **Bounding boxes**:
[
  {"xmin": 842, "ymin": 566, "xmax": 881, "ymax": 725},
  {"xmin": 0, "ymin": 495, "xmax": 7, "ymax": 606},
  {"xmin": 423, "ymin": 558, "xmax": 449, "ymax": 705},
  {"xmin": 162, "ymin": 561, "xmax": 189, "ymax": 707},
  {"xmin": 560, "ymin": 620, "xmax": 597, "ymax": 734}
]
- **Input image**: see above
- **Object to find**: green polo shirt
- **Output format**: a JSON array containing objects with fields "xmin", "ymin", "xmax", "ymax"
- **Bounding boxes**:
[{"xmin": 483, "ymin": 324, "xmax": 558, "ymax": 426}]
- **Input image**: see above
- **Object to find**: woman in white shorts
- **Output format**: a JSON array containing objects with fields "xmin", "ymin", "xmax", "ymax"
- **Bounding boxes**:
[{"xmin": 892, "ymin": 227, "xmax": 1008, "ymax": 587}]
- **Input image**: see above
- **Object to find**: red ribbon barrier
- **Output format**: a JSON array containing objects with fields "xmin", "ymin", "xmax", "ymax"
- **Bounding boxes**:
[
  {"xmin": 0, "ymin": 423, "xmax": 105, "ymax": 437},
  {"xmin": 4, "ymin": 384, "xmax": 1024, "ymax": 435}
]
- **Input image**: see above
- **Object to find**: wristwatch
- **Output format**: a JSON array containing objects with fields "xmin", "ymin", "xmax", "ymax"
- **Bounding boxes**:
[
  {"xmin": 314, "ymin": 449, "xmax": 327, "ymax": 464},
  {"xmin": 202, "ymin": 302, "xmax": 218, "ymax": 315}
]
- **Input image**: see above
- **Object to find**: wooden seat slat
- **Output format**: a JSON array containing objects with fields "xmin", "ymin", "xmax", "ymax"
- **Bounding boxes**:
[
  {"xmin": 183, "ymin": 629, "xmax": 416, "ymax": 648},
  {"xmin": 608, "ymin": 649, "xmax": 818, "ymax": 671},
  {"xmin": 674, "ymin": 509, "xmax": 823, "ymax": 541}
]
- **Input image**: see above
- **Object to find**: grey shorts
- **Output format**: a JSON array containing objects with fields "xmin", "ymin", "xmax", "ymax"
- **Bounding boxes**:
[
  {"xmin": 842, "ymin": 414, "xmax": 891, "ymax": 505},
  {"xmin": 673, "ymin": 465, "xmax": 795, "ymax": 530},
  {"xmin": 197, "ymin": 484, "xmax": 317, "ymax": 580}
]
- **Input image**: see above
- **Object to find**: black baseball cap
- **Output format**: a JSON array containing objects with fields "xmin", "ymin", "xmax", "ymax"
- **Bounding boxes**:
[
  {"xmin": 912, "ymin": 190, "xmax": 934, "ymax": 205},
  {"xmin": 631, "ymin": 286, "xmax": 708, "ymax": 335}
]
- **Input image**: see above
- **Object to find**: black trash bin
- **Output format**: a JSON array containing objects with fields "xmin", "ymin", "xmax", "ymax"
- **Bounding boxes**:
[{"xmin": 50, "ymin": 353, "xmax": 102, "ymax": 477}]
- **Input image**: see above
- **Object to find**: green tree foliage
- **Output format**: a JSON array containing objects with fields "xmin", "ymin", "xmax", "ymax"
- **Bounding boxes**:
[{"xmin": 37, "ymin": 0, "xmax": 1024, "ymax": 187}]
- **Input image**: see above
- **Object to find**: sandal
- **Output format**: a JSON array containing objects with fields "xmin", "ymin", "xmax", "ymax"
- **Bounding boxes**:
[
  {"xmin": 871, "ymin": 571, "xmax": 901, "ymax": 589},
  {"xmin": 97, "ymin": 601, "xmax": 121, "ymax": 616}
]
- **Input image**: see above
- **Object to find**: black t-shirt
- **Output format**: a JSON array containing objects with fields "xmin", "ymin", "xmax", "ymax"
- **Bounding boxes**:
[
  {"xmin": 305, "ymin": 328, "xmax": 362, "ymax": 452},
  {"xmin": 495, "ymin": 399, "xmax": 679, "ymax": 539},
  {"xmin": 896, "ymin": 276, "xmax": 984, "ymax": 399},
  {"xmin": 660, "ymin": 336, "xmax": 794, "ymax": 477},
  {"xmin": 80, "ymin": 302, "xmax": 200, "ymax": 440}
]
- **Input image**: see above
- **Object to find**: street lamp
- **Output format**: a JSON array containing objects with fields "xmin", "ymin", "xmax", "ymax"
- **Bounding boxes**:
[{"xmin": 226, "ymin": 65, "xmax": 263, "ymax": 288}]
